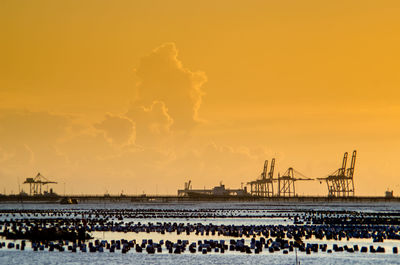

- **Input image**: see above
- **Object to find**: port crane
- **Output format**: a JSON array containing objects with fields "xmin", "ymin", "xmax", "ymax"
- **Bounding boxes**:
[
  {"xmin": 184, "ymin": 180, "xmax": 192, "ymax": 191},
  {"xmin": 318, "ymin": 150, "xmax": 356, "ymax": 197},
  {"xmin": 248, "ymin": 158, "xmax": 275, "ymax": 197},
  {"xmin": 23, "ymin": 173, "xmax": 57, "ymax": 196},
  {"xmin": 277, "ymin": 167, "xmax": 313, "ymax": 197}
]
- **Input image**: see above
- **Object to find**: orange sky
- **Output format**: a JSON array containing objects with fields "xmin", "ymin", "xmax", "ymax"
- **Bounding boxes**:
[{"xmin": 1, "ymin": 0, "xmax": 400, "ymax": 196}]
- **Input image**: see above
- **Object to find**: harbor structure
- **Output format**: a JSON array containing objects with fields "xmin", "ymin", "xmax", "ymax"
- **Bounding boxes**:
[
  {"xmin": 23, "ymin": 173, "xmax": 57, "ymax": 196},
  {"xmin": 277, "ymin": 167, "xmax": 313, "ymax": 197},
  {"xmin": 247, "ymin": 159, "xmax": 275, "ymax": 197},
  {"xmin": 318, "ymin": 150, "xmax": 357, "ymax": 197}
]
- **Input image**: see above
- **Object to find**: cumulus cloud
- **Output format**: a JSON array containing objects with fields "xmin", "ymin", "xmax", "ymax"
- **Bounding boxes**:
[
  {"xmin": 0, "ymin": 44, "xmax": 273, "ymax": 195},
  {"xmin": 95, "ymin": 113, "xmax": 135, "ymax": 146},
  {"xmin": 134, "ymin": 43, "xmax": 207, "ymax": 131},
  {"xmin": 0, "ymin": 109, "xmax": 274, "ymax": 195},
  {"xmin": 126, "ymin": 101, "xmax": 173, "ymax": 146}
]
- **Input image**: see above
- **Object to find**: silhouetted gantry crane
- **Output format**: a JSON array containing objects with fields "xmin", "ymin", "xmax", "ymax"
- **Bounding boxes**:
[
  {"xmin": 247, "ymin": 159, "xmax": 275, "ymax": 197},
  {"xmin": 23, "ymin": 172, "xmax": 57, "ymax": 196},
  {"xmin": 318, "ymin": 150, "xmax": 357, "ymax": 197},
  {"xmin": 277, "ymin": 168, "xmax": 313, "ymax": 197}
]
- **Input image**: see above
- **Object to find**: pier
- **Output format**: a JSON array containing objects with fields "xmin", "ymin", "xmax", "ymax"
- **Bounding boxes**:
[{"xmin": 1, "ymin": 194, "xmax": 400, "ymax": 203}]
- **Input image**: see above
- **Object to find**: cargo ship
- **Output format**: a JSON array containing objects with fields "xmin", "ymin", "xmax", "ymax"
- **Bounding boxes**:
[{"xmin": 177, "ymin": 181, "xmax": 250, "ymax": 198}]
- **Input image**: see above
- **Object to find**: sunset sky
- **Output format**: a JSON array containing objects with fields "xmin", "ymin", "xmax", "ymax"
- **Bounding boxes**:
[{"xmin": 1, "ymin": 0, "xmax": 399, "ymax": 196}]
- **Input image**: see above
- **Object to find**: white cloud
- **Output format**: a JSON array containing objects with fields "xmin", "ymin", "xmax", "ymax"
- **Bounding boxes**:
[{"xmin": 134, "ymin": 42, "xmax": 207, "ymax": 131}]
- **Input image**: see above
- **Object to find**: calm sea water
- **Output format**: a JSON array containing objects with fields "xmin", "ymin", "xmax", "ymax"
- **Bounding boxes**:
[{"xmin": 1, "ymin": 201, "xmax": 400, "ymax": 264}]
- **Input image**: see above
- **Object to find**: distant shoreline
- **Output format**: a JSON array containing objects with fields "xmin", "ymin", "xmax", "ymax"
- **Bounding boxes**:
[{"xmin": 0, "ymin": 194, "xmax": 399, "ymax": 203}]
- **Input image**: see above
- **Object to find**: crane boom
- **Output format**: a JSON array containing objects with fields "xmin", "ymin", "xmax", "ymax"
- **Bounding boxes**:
[
  {"xmin": 268, "ymin": 158, "xmax": 275, "ymax": 180},
  {"xmin": 347, "ymin": 150, "xmax": 357, "ymax": 178},
  {"xmin": 261, "ymin": 160, "xmax": 268, "ymax": 180},
  {"xmin": 338, "ymin": 152, "xmax": 348, "ymax": 176}
]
